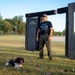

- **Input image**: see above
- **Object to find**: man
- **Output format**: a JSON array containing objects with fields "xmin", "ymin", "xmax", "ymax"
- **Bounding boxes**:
[{"xmin": 36, "ymin": 14, "xmax": 53, "ymax": 60}]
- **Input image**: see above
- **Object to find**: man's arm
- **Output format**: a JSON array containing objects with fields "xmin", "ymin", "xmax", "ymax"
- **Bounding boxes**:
[
  {"xmin": 50, "ymin": 28, "xmax": 53, "ymax": 37},
  {"xmin": 49, "ymin": 28, "xmax": 53, "ymax": 40},
  {"xmin": 36, "ymin": 29, "xmax": 40, "ymax": 42}
]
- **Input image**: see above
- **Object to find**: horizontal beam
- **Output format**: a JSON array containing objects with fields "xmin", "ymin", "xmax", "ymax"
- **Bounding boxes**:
[
  {"xmin": 57, "ymin": 7, "xmax": 68, "ymax": 14},
  {"xmin": 25, "ymin": 10, "xmax": 56, "ymax": 17}
]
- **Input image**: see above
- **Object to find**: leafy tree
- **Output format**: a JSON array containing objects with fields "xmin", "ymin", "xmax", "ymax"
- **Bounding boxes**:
[
  {"xmin": 53, "ymin": 29, "xmax": 65, "ymax": 36},
  {"xmin": 0, "ymin": 14, "xmax": 3, "ymax": 22},
  {"xmin": 2, "ymin": 21, "xmax": 13, "ymax": 34},
  {"xmin": 18, "ymin": 22, "xmax": 25, "ymax": 35},
  {"xmin": 0, "ymin": 14, "xmax": 3, "ymax": 31},
  {"xmin": 62, "ymin": 29, "xmax": 65, "ymax": 35},
  {"xmin": 0, "ymin": 14, "xmax": 25, "ymax": 35},
  {"xmin": 12, "ymin": 15, "xmax": 25, "ymax": 35}
]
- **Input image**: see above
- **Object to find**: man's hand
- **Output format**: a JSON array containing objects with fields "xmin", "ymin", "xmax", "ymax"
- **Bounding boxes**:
[
  {"xmin": 36, "ymin": 29, "xmax": 40, "ymax": 42},
  {"xmin": 36, "ymin": 37, "xmax": 39, "ymax": 42},
  {"xmin": 49, "ymin": 36, "xmax": 52, "ymax": 40},
  {"xmin": 49, "ymin": 28, "xmax": 53, "ymax": 40}
]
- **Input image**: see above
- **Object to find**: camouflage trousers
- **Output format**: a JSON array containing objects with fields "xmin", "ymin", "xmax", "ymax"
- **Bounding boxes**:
[{"xmin": 39, "ymin": 34, "xmax": 52, "ymax": 59}]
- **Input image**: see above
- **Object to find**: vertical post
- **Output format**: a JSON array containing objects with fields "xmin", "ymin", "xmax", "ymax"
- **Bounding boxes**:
[
  {"xmin": 25, "ymin": 17, "xmax": 28, "ymax": 50},
  {"xmin": 68, "ymin": 3, "xmax": 75, "ymax": 59},
  {"xmin": 65, "ymin": 12, "xmax": 69, "ymax": 57}
]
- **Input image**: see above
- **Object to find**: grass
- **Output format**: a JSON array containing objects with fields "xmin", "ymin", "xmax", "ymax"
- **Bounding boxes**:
[
  {"xmin": 0, "ymin": 35, "xmax": 25, "ymax": 47},
  {"xmin": 0, "ymin": 35, "xmax": 75, "ymax": 75}
]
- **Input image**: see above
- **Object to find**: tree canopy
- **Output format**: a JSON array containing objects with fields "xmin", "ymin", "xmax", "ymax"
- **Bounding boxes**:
[
  {"xmin": 0, "ymin": 14, "xmax": 65, "ymax": 36},
  {"xmin": 0, "ymin": 15, "xmax": 25, "ymax": 35}
]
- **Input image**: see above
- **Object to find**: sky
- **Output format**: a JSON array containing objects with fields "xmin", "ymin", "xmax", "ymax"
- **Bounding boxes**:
[{"xmin": 0, "ymin": 0, "xmax": 75, "ymax": 31}]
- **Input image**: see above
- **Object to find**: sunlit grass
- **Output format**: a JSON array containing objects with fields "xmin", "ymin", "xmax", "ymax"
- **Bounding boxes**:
[
  {"xmin": 0, "ymin": 35, "xmax": 75, "ymax": 75},
  {"xmin": 0, "ymin": 35, "xmax": 25, "ymax": 47}
]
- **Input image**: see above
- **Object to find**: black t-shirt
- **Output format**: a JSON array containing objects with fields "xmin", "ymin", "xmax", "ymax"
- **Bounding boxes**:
[{"xmin": 38, "ymin": 21, "xmax": 53, "ymax": 35}]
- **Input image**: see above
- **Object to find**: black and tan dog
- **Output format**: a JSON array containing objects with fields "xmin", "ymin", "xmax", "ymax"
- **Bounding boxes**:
[{"xmin": 5, "ymin": 57, "xmax": 24, "ymax": 69}]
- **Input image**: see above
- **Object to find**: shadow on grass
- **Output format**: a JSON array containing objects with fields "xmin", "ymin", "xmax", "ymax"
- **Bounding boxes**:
[
  {"xmin": 44, "ymin": 53, "xmax": 66, "ymax": 59},
  {"xmin": 53, "ymin": 54, "xmax": 67, "ymax": 58}
]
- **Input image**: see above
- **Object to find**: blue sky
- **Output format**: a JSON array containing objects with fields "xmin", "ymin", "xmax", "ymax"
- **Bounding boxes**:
[{"xmin": 0, "ymin": 0, "xmax": 75, "ymax": 31}]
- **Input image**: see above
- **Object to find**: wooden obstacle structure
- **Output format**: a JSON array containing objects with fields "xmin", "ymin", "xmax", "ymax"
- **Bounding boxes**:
[{"xmin": 25, "ymin": 2, "xmax": 75, "ymax": 59}]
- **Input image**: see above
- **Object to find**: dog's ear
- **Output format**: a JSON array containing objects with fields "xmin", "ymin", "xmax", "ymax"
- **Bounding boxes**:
[
  {"xmin": 21, "ymin": 57, "xmax": 24, "ymax": 63},
  {"xmin": 15, "ymin": 57, "xmax": 24, "ymax": 63},
  {"xmin": 19, "ymin": 57, "xmax": 24, "ymax": 63},
  {"xmin": 15, "ymin": 57, "xmax": 21, "ymax": 63}
]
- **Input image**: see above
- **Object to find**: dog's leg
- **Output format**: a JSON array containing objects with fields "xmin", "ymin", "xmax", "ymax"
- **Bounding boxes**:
[{"xmin": 14, "ymin": 63, "xmax": 20, "ymax": 69}]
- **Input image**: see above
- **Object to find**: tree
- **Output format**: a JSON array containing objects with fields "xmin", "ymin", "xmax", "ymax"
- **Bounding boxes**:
[
  {"xmin": 17, "ymin": 16, "xmax": 25, "ymax": 34},
  {"xmin": 18, "ymin": 22, "xmax": 25, "ymax": 35},
  {"xmin": 12, "ymin": 15, "xmax": 25, "ymax": 34},
  {"xmin": 0, "ymin": 14, "xmax": 3, "ymax": 22},
  {"xmin": 0, "ymin": 14, "xmax": 3, "ymax": 31},
  {"xmin": 0, "ymin": 14, "xmax": 25, "ymax": 35},
  {"xmin": 62, "ymin": 29, "xmax": 66, "ymax": 35},
  {"xmin": 53, "ymin": 29, "xmax": 65, "ymax": 36},
  {"xmin": 2, "ymin": 21, "xmax": 13, "ymax": 34},
  {"xmin": 12, "ymin": 16, "xmax": 18, "ymax": 26}
]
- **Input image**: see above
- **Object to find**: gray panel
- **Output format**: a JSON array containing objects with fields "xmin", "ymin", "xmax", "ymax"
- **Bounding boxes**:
[
  {"xmin": 68, "ymin": 3, "xmax": 75, "ymax": 59},
  {"xmin": 26, "ymin": 17, "xmax": 38, "ymax": 50}
]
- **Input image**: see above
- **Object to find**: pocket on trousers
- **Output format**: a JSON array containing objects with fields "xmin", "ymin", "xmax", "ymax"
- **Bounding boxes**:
[{"xmin": 45, "ymin": 35, "xmax": 49, "ymax": 41}]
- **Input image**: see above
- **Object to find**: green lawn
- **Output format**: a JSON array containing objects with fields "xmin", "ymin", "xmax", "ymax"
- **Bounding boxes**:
[{"xmin": 0, "ymin": 35, "xmax": 75, "ymax": 75}]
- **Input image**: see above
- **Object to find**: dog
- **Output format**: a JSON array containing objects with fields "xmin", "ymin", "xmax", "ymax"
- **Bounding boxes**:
[{"xmin": 5, "ymin": 57, "xmax": 24, "ymax": 69}]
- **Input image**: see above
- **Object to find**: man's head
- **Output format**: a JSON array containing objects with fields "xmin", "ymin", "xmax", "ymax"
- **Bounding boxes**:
[{"xmin": 42, "ymin": 14, "xmax": 48, "ymax": 22}]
